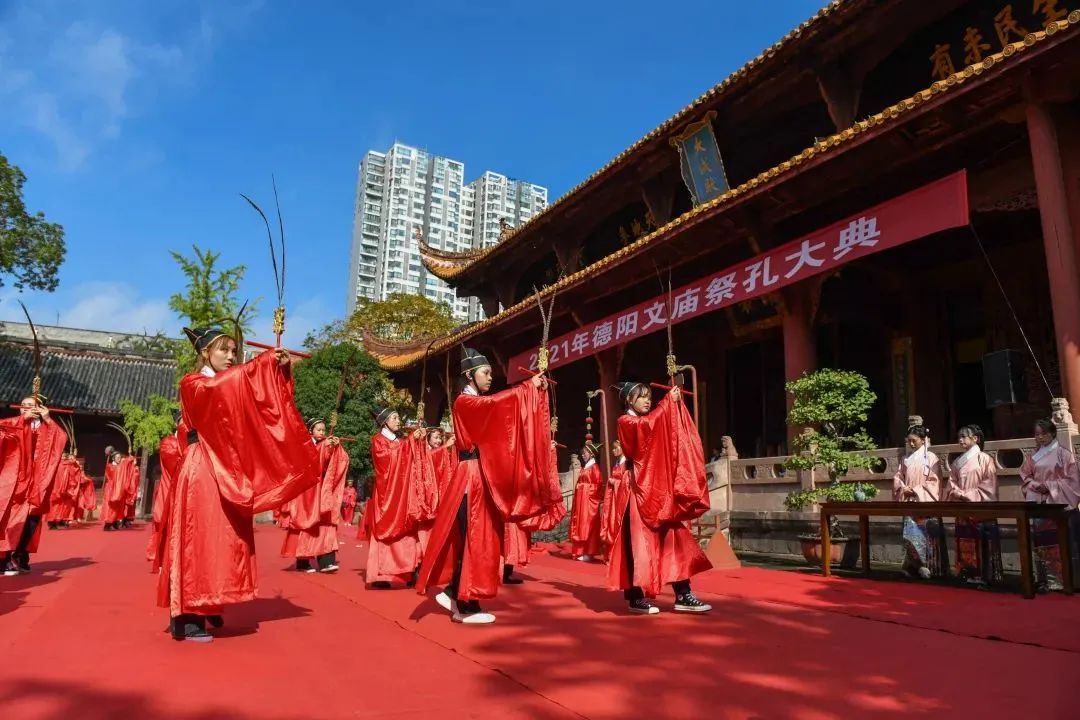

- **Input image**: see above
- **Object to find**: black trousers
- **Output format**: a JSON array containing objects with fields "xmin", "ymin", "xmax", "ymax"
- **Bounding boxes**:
[
  {"xmin": 316, "ymin": 551, "xmax": 337, "ymax": 570},
  {"xmin": 14, "ymin": 514, "xmax": 42, "ymax": 557},
  {"xmin": 621, "ymin": 506, "xmax": 690, "ymax": 601},
  {"xmin": 447, "ymin": 493, "xmax": 469, "ymax": 601}
]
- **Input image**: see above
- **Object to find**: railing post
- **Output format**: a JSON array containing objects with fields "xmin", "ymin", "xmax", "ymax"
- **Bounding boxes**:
[{"xmin": 1051, "ymin": 398, "xmax": 1078, "ymax": 451}]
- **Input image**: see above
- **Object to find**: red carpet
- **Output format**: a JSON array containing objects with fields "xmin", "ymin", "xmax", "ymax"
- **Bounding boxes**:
[{"xmin": 1, "ymin": 523, "xmax": 1077, "ymax": 719}]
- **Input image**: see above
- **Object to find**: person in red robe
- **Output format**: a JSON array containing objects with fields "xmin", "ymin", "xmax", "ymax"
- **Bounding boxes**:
[
  {"xmin": 46, "ymin": 454, "xmax": 79, "ymax": 529},
  {"xmin": 600, "ymin": 440, "xmax": 627, "ymax": 561},
  {"xmin": 280, "ymin": 418, "xmax": 345, "ymax": 573},
  {"xmin": 0, "ymin": 397, "xmax": 67, "ymax": 576},
  {"xmin": 297, "ymin": 419, "xmax": 348, "ymax": 573},
  {"xmin": 147, "ymin": 426, "xmax": 183, "ymax": 571},
  {"xmin": 342, "ymin": 481, "xmax": 358, "ymax": 526},
  {"xmin": 428, "ymin": 425, "xmax": 457, "ymax": 501},
  {"xmin": 157, "ymin": 326, "xmax": 319, "ymax": 642},
  {"xmin": 101, "ymin": 450, "xmax": 126, "ymax": 531},
  {"xmin": 123, "ymin": 452, "xmax": 140, "ymax": 527},
  {"xmin": 363, "ymin": 409, "xmax": 434, "ymax": 588},
  {"xmin": 570, "ymin": 441, "xmax": 605, "ymax": 562},
  {"xmin": 74, "ymin": 458, "xmax": 96, "ymax": 523},
  {"xmin": 416, "ymin": 347, "xmax": 558, "ymax": 625},
  {"xmin": 418, "ymin": 425, "xmax": 453, "ymax": 554},
  {"xmin": 608, "ymin": 382, "xmax": 713, "ymax": 615}
]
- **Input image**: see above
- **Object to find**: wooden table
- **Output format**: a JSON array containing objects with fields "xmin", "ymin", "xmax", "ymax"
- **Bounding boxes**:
[{"xmin": 819, "ymin": 501, "xmax": 1074, "ymax": 599}]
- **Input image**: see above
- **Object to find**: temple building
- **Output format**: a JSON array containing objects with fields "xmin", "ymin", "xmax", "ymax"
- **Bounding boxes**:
[
  {"xmin": 367, "ymin": 1, "xmax": 1080, "ymax": 558},
  {"xmin": 0, "ymin": 321, "xmax": 177, "ymax": 514}
]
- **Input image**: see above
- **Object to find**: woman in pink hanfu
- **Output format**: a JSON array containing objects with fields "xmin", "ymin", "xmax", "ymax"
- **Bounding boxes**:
[
  {"xmin": 1020, "ymin": 418, "xmax": 1080, "ymax": 592},
  {"xmin": 892, "ymin": 424, "xmax": 945, "ymax": 579},
  {"xmin": 944, "ymin": 424, "xmax": 1001, "ymax": 587}
]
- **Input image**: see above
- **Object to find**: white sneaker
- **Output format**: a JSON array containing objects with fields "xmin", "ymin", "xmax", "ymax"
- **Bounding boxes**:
[
  {"xmin": 435, "ymin": 592, "xmax": 453, "ymax": 612},
  {"xmin": 2, "ymin": 569, "xmax": 18, "ymax": 577},
  {"xmin": 577, "ymin": 555, "xmax": 592, "ymax": 562},
  {"xmin": 452, "ymin": 611, "xmax": 495, "ymax": 625},
  {"xmin": 304, "ymin": 567, "xmax": 317, "ymax": 574},
  {"xmin": 917, "ymin": 567, "xmax": 932, "ymax": 580},
  {"xmin": 319, "ymin": 565, "xmax": 339, "ymax": 573}
]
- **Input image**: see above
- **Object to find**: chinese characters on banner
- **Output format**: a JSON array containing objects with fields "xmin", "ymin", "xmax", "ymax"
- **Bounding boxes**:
[
  {"xmin": 929, "ymin": 1, "xmax": 1074, "ymax": 82},
  {"xmin": 506, "ymin": 171, "xmax": 969, "ymax": 383},
  {"xmin": 671, "ymin": 111, "xmax": 729, "ymax": 206}
]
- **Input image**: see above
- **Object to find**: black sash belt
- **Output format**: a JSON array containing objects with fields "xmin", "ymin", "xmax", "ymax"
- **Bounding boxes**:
[
  {"xmin": 187, "ymin": 430, "xmax": 199, "ymax": 445},
  {"xmin": 458, "ymin": 449, "xmax": 479, "ymax": 461}
]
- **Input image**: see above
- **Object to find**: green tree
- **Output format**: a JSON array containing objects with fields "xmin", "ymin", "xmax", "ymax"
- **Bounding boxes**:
[
  {"xmin": 119, "ymin": 395, "xmax": 180, "ymax": 454},
  {"xmin": 1, "ymin": 153, "xmax": 66, "ymax": 291},
  {"xmin": 168, "ymin": 245, "xmax": 257, "ymax": 375},
  {"xmin": 292, "ymin": 343, "xmax": 416, "ymax": 494},
  {"xmin": 783, "ymin": 369, "xmax": 880, "ymax": 527},
  {"xmin": 119, "ymin": 394, "xmax": 180, "ymax": 513},
  {"xmin": 306, "ymin": 293, "xmax": 457, "ymax": 349}
]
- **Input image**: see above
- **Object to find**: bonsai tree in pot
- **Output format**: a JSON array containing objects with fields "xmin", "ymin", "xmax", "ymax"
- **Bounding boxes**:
[{"xmin": 782, "ymin": 369, "xmax": 880, "ymax": 565}]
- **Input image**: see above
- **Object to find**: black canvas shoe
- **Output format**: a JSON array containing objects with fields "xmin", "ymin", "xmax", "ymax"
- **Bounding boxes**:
[
  {"xmin": 628, "ymin": 598, "xmax": 660, "ymax": 615},
  {"xmin": 673, "ymin": 592, "xmax": 712, "ymax": 613}
]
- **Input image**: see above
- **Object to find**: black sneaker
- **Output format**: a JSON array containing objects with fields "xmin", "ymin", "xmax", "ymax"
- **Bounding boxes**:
[
  {"xmin": 104, "ymin": 524, "xmax": 114, "ymax": 532},
  {"xmin": 171, "ymin": 616, "xmax": 213, "ymax": 643},
  {"xmin": 370, "ymin": 581, "xmax": 392, "ymax": 589},
  {"xmin": 1, "ymin": 558, "xmax": 17, "ymax": 577},
  {"xmin": 207, "ymin": 615, "xmax": 224, "ymax": 628},
  {"xmin": 628, "ymin": 598, "xmax": 660, "ymax": 615},
  {"xmin": 14, "ymin": 552, "xmax": 31, "ymax": 575},
  {"xmin": 503, "ymin": 575, "xmax": 524, "ymax": 585},
  {"xmin": 673, "ymin": 592, "xmax": 712, "ymax": 613}
]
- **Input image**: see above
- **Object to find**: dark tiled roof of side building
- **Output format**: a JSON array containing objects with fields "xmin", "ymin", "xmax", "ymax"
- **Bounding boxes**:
[{"xmin": 0, "ymin": 343, "xmax": 177, "ymax": 414}]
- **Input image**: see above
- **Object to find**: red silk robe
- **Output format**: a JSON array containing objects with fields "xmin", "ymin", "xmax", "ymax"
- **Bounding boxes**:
[
  {"xmin": 147, "ymin": 434, "xmax": 182, "ymax": 569},
  {"xmin": 157, "ymin": 351, "xmax": 320, "ymax": 617},
  {"xmin": 101, "ymin": 460, "xmax": 128, "ymax": 524},
  {"xmin": 601, "ymin": 458, "xmax": 627, "ymax": 554},
  {"xmin": 342, "ymin": 485, "xmax": 358, "ymax": 525},
  {"xmin": 364, "ymin": 431, "xmax": 435, "ymax": 583},
  {"xmin": 75, "ymin": 461, "xmax": 96, "ymax": 520},
  {"xmin": 121, "ymin": 455, "xmax": 139, "ymax": 519},
  {"xmin": 503, "ymin": 522, "xmax": 531, "ymax": 567},
  {"xmin": 416, "ymin": 383, "xmax": 559, "ymax": 601},
  {"xmin": 608, "ymin": 395, "xmax": 711, "ymax": 597},
  {"xmin": 429, "ymin": 445, "xmax": 455, "ymax": 498},
  {"xmin": 570, "ymin": 461, "xmax": 604, "ymax": 557},
  {"xmin": 280, "ymin": 444, "xmax": 321, "ymax": 559},
  {"xmin": 296, "ymin": 440, "xmax": 349, "ymax": 558},
  {"xmin": 0, "ymin": 417, "xmax": 66, "ymax": 554},
  {"xmin": 46, "ymin": 458, "xmax": 80, "ymax": 523}
]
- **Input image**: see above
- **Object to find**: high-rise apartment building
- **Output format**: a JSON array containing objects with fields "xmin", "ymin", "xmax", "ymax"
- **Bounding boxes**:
[{"xmin": 345, "ymin": 143, "xmax": 548, "ymax": 321}]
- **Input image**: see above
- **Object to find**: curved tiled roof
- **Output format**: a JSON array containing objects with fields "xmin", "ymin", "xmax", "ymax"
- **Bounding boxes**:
[
  {"xmin": 417, "ymin": 234, "xmax": 487, "ymax": 281},
  {"xmin": 420, "ymin": 0, "xmax": 861, "ymax": 281},
  {"xmin": 372, "ymin": 16, "xmax": 1080, "ymax": 371},
  {"xmin": 0, "ymin": 344, "xmax": 177, "ymax": 414}
]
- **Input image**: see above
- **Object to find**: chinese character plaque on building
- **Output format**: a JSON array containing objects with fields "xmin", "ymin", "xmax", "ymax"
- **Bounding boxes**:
[{"xmin": 670, "ymin": 111, "xmax": 729, "ymax": 206}]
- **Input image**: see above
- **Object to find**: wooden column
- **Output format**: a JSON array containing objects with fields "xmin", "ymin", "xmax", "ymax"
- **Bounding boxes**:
[
  {"xmin": 779, "ymin": 278, "xmax": 823, "ymax": 445},
  {"xmin": 1027, "ymin": 102, "xmax": 1080, "ymax": 413},
  {"xmin": 594, "ymin": 346, "xmax": 625, "ymax": 474}
]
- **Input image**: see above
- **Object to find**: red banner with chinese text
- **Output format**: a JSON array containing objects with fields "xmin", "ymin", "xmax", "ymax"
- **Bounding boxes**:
[{"xmin": 507, "ymin": 171, "xmax": 969, "ymax": 383}]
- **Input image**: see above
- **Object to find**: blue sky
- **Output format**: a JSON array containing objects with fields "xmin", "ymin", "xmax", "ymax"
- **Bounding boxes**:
[{"xmin": 0, "ymin": 0, "xmax": 827, "ymax": 347}]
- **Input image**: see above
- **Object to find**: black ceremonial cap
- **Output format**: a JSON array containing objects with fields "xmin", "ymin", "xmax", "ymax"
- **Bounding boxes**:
[
  {"xmin": 611, "ymin": 381, "xmax": 645, "ymax": 404},
  {"xmin": 183, "ymin": 326, "xmax": 226, "ymax": 353},
  {"xmin": 460, "ymin": 347, "xmax": 490, "ymax": 375},
  {"xmin": 373, "ymin": 407, "xmax": 394, "ymax": 426}
]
